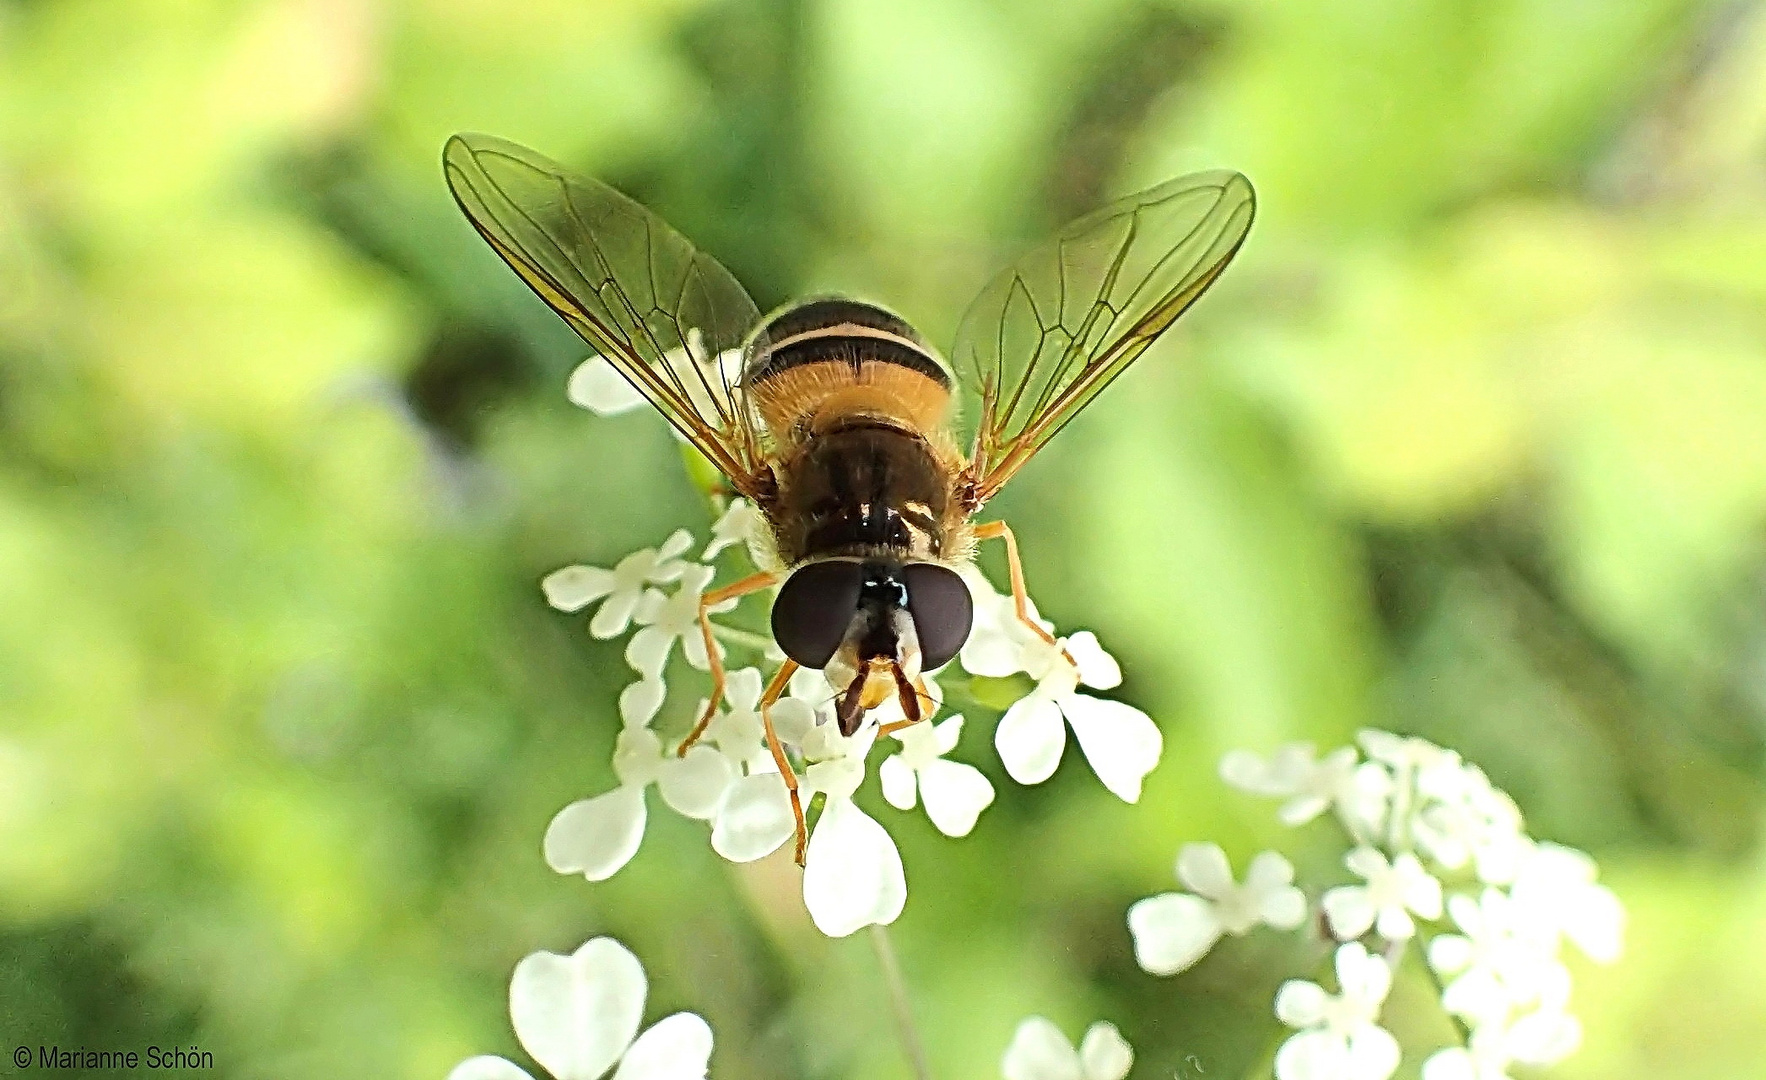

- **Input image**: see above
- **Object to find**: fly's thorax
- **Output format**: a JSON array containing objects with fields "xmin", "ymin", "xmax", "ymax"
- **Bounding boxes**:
[
  {"xmin": 771, "ymin": 424, "xmax": 952, "ymax": 564},
  {"xmin": 742, "ymin": 298, "xmax": 969, "ymax": 565}
]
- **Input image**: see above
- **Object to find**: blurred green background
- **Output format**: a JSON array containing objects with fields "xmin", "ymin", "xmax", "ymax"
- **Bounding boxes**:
[{"xmin": 5, "ymin": 0, "xmax": 1766, "ymax": 1077}]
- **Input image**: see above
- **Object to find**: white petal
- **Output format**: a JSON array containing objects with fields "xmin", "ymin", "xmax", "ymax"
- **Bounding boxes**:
[
  {"xmin": 802, "ymin": 797, "xmax": 906, "ymax": 937},
  {"xmin": 1395, "ymin": 853, "xmax": 1444, "ymax": 919},
  {"xmin": 618, "ymin": 679, "xmax": 666, "ymax": 728},
  {"xmin": 543, "ymin": 566, "xmax": 616, "ymax": 612},
  {"xmin": 1218, "ymin": 748, "xmax": 1278, "ymax": 793},
  {"xmin": 879, "ymin": 755, "xmax": 919, "ymax": 811},
  {"xmin": 611, "ymin": 1013, "xmax": 713, "ymax": 1080},
  {"xmin": 1000, "ymin": 1017, "xmax": 1083, "ymax": 1080},
  {"xmin": 1078, "ymin": 1022, "xmax": 1133, "ymax": 1080},
  {"xmin": 657, "ymin": 746, "xmax": 735, "ymax": 820},
  {"xmin": 510, "ymin": 937, "xmax": 645, "ymax": 1080},
  {"xmin": 1320, "ymin": 885, "xmax": 1376, "ymax": 940},
  {"xmin": 653, "ymin": 528, "xmax": 695, "ymax": 567},
  {"xmin": 1274, "ymin": 1028, "xmax": 1346, "ymax": 1080},
  {"xmin": 1176, "ymin": 842, "xmax": 1235, "ymax": 898},
  {"xmin": 1440, "ymin": 968, "xmax": 1509, "ymax": 1025},
  {"xmin": 725, "ymin": 667, "xmax": 765, "ymax": 711},
  {"xmin": 1344, "ymin": 845, "xmax": 1388, "ymax": 880},
  {"xmin": 592, "ymin": 588, "xmax": 644, "ymax": 640},
  {"xmin": 917, "ymin": 758, "xmax": 995, "ymax": 837},
  {"xmin": 1065, "ymin": 631, "xmax": 1122, "ymax": 689},
  {"xmin": 1259, "ymin": 885, "xmax": 1308, "ymax": 931},
  {"xmin": 995, "ymin": 695, "xmax": 1067, "ymax": 785},
  {"xmin": 1373, "ymin": 905, "xmax": 1417, "ymax": 941},
  {"xmin": 1419, "ymin": 1048, "xmax": 1477, "ymax": 1080},
  {"xmin": 1334, "ymin": 942, "xmax": 1391, "ymax": 1005},
  {"xmin": 543, "ymin": 786, "xmax": 647, "ymax": 882},
  {"xmin": 447, "ymin": 1057, "xmax": 535, "ymax": 1080},
  {"xmin": 710, "ymin": 773, "xmax": 795, "ymax": 862},
  {"xmin": 1126, "ymin": 892, "xmax": 1223, "ymax": 976},
  {"xmin": 1277, "ymin": 794, "xmax": 1332, "ymax": 828},
  {"xmin": 1245, "ymin": 849, "xmax": 1297, "ymax": 890},
  {"xmin": 568, "ymin": 357, "xmax": 648, "ymax": 414},
  {"xmin": 1273, "ymin": 980, "xmax": 1328, "ymax": 1028},
  {"xmin": 1061, "ymin": 695, "xmax": 1161, "ymax": 802},
  {"xmin": 1507, "ymin": 1008, "xmax": 1582, "ymax": 1065},
  {"xmin": 768, "ymin": 697, "xmax": 816, "ymax": 746},
  {"xmin": 1427, "ymin": 934, "xmax": 1473, "ymax": 975},
  {"xmin": 1564, "ymin": 884, "xmax": 1625, "ymax": 964},
  {"xmin": 1345, "ymin": 1024, "xmax": 1401, "ymax": 1080},
  {"xmin": 625, "ymin": 626, "xmax": 674, "ymax": 677}
]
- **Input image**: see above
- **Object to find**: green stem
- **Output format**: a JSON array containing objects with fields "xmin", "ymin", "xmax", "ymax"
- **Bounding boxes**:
[
  {"xmin": 1413, "ymin": 932, "xmax": 1476, "ymax": 1046},
  {"xmin": 870, "ymin": 925, "xmax": 933, "ymax": 1080},
  {"xmin": 708, "ymin": 621, "xmax": 776, "ymax": 654}
]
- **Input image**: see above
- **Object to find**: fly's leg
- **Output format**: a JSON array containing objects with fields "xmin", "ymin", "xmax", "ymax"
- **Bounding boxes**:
[
  {"xmin": 972, "ymin": 519, "xmax": 1074, "ymax": 665},
  {"xmin": 878, "ymin": 674, "xmax": 937, "ymax": 738},
  {"xmin": 676, "ymin": 570, "xmax": 781, "ymax": 757},
  {"xmin": 756, "ymin": 660, "xmax": 808, "ymax": 865}
]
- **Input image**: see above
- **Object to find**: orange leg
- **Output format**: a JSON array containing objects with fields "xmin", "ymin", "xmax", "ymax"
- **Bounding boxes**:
[
  {"xmin": 755, "ymin": 660, "xmax": 808, "ymax": 864},
  {"xmin": 972, "ymin": 519, "xmax": 1070, "ymax": 662},
  {"xmin": 879, "ymin": 675, "xmax": 937, "ymax": 737},
  {"xmin": 677, "ymin": 570, "xmax": 781, "ymax": 757}
]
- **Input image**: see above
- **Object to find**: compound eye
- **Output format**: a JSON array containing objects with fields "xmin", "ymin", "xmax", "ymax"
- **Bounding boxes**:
[
  {"xmin": 902, "ymin": 563, "xmax": 973, "ymax": 671},
  {"xmin": 771, "ymin": 560, "xmax": 864, "ymax": 669}
]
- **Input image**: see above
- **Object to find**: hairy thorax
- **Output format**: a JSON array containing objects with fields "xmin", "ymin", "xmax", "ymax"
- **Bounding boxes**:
[{"xmin": 770, "ymin": 422, "xmax": 953, "ymax": 565}]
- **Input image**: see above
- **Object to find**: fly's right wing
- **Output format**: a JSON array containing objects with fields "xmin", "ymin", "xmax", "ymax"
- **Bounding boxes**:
[
  {"xmin": 444, "ymin": 133, "xmax": 770, "ymax": 494},
  {"xmin": 950, "ymin": 171, "xmax": 1254, "ymax": 506}
]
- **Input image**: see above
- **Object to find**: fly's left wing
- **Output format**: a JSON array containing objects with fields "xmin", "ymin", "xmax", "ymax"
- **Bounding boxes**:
[
  {"xmin": 950, "ymin": 171, "xmax": 1254, "ymax": 507},
  {"xmin": 444, "ymin": 133, "xmax": 769, "ymax": 494}
]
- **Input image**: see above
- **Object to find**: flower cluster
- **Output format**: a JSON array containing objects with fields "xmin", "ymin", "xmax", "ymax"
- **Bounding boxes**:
[
  {"xmin": 1127, "ymin": 731, "xmax": 1624, "ymax": 1080},
  {"xmin": 1001, "ymin": 1017, "xmax": 1133, "ymax": 1080},
  {"xmin": 540, "ymin": 497, "xmax": 1162, "ymax": 938},
  {"xmin": 448, "ymin": 936, "xmax": 712, "ymax": 1080}
]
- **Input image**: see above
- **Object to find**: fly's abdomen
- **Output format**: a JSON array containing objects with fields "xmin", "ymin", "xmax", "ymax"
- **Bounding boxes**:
[{"xmin": 743, "ymin": 298, "xmax": 954, "ymax": 442}]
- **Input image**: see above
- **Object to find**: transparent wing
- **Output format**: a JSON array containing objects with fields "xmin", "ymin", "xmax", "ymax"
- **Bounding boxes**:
[
  {"xmin": 443, "ymin": 132, "xmax": 768, "ymax": 492},
  {"xmin": 951, "ymin": 170, "xmax": 1254, "ymax": 504}
]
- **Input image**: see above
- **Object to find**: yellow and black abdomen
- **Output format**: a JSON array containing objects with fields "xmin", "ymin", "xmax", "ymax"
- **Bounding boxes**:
[
  {"xmin": 744, "ymin": 299, "xmax": 964, "ymax": 565},
  {"xmin": 744, "ymin": 298, "xmax": 955, "ymax": 440}
]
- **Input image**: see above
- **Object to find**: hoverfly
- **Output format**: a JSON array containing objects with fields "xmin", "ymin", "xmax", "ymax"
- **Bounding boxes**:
[{"xmin": 444, "ymin": 133, "xmax": 1253, "ymax": 861}]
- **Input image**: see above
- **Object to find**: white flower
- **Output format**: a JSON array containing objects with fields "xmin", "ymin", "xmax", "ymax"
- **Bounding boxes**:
[
  {"xmin": 1507, "ymin": 842, "xmax": 1625, "ymax": 964},
  {"xmin": 542, "ymin": 530, "xmax": 694, "ymax": 639},
  {"xmin": 799, "ymin": 724, "xmax": 905, "ymax": 936},
  {"xmin": 708, "ymin": 769, "xmax": 796, "ymax": 863},
  {"xmin": 1420, "ymin": 1007, "xmax": 1582, "ymax": 1080},
  {"xmin": 1321, "ymin": 847, "xmax": 1443, "ymax": 941},
  {"xmin": 1128, "ymin": 843, "xmax": 1308, "ymax": 976},
  {"xmin": 1219, "ymin": 743, "xmax": 1362, "ymax": 827},
  {"xmin": 446, "ymin": 936, "xmax": 711, "ymax": 1080},
  {"xmin": 542, "ymin": 727, "xmax": 735, "ymax": 881},
  {"xmin": 1000, "ymin": 1017, "xmax": 1132, "ymax": 1080},
  {"xmin": 956, "ymin": 566, "xmax": 1052, "ymax": 678},
  {"xmin": 567, "ymin": 356, "xmax": 647, "ymax": 415},
  {"xmin": 702, "ymin": 498, "xmax": 764, "ymax": 560},
  {"xmin": 699, "ymin": 668, "xmax": 815, "ymax": 773},
  {"xmin": 1357, "ymin": 729, "xmax": 1453, "ymax": 773},
  {"xmin": 1273, "ymin": 942, "xmax": 1400, "ymax": 1080},
  {"xmin": 625, "ymin": 565, "xmax": 734, "ymax": 678},
  {"xmin": 1427, "ymin": 889, "xmax": 1570, "ymax": 1026},
  {"xmin": 1409, "ymin": 754, "xmax": 1528, "ymax": 883},
  {"xmin": 568, "ymin": 328, "xmax": 746, "ymax": 438},
  {"xmin": 993, "ymin": 631, "xmax": 1161, "ymax": 802},
  {"xmin": 617, "ymin": 678, "xmax": 667, "ymax": 729},
  {"xmin": 879, "ymin": 714, "xmax": 995, "ymax": 837}
]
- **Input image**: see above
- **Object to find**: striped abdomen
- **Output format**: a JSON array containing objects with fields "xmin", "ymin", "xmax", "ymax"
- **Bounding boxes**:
[{"xmin": 744, "ymin": 298, "xmax": 963, "ymax": 564}]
